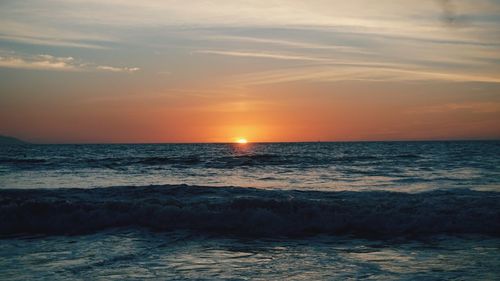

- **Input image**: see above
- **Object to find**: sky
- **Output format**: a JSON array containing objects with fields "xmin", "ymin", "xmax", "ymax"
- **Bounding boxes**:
[{"xmin": 0, "ymin": 0, "xmax": 499, "ymax": 143}]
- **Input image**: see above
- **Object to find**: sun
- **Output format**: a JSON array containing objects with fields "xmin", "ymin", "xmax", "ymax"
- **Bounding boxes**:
[{"xmin": 236, "ymin": 138, "xmax": 248, "ymax": 144}]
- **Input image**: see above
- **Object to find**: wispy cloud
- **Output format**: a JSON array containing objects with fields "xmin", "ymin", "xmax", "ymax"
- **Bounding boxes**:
[
  {"xmin": 195, "ymin": 50, "xmax": 329, "ymax": 62},
  {"xmin": 227, "ymin": 65, "xmax": 500, "ymax": 86},
  {"xmin": 193, "ymin": 43, "xmax": 500, "ymax": 85},
  {"xmin": 3, "ymin": 0, "xmax": 500, "ymax": 46},
  {"xmin": 97, "ymin": 65, "xmax": 140, "ymax": 73},
  {"xmin": 202, "ymin": 35, "xmax": 370, "ymax": 54},
  {"xmin": 0, "ymin": 51, "xmax": 139, "ymax": 73},
  {"xmin": 0, "ymin": 21, "xmax": 113, "ymax": 49},
  {"xmin": 407, "ymin": 101, "xmax": 500, "ymax": 114},
  {"xmin": 0, "ymin": 0, "xmax": 499, "ymax": 84}
]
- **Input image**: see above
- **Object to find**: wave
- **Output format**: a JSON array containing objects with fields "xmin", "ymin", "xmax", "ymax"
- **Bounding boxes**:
[
  {"xmin": 1, "ymin": 153, "xmax": 423, "ymax": 171},
  {"xmin": 1, "ymin": 185, "xmax": 499, "ymax": 238},
  {"xmin": 0, "ymin": 158, "xmax": 47, "ymax": 164},
  {"xmin": 85, "ymin": 156, "xmax": 202, "ymax": 167},
  {"xmin": 207, "ymin": 154, "xmax": 290, "ymax": 168},
  {"xmin": 85, "ymin": 154, "xmax": 286, "ymax": 169}
]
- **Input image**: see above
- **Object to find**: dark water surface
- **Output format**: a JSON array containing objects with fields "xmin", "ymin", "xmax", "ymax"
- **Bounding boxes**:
[
  {"xmin": 1, "ymin": 141, "xmax": 499, "ymax": 280},
  {"xmin": 1, "ymin": 141, "xmax": 499, "ymax": 191},
  {"xmin": 1, "ymin": 231, "xmax": 499, "ymax": 281}
]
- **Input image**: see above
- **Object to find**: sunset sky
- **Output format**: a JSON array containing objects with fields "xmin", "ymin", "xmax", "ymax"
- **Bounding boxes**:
[{"xmin": 1, "ymin": 0, "xmax": 499, "ymax": 143}]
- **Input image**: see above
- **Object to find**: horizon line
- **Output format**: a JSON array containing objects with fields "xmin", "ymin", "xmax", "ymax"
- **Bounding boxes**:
[{"xmin": 16, "ymin": 138, "xmax": 500, "ymax": 145}]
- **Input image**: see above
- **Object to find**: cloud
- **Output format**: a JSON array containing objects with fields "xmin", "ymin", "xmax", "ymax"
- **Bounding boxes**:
[
  {"xmin": 407, "ymin": 102, "xmax": 500, "ymax": 114},
  {"xmin": 0, "ymin": 21, "xmax": 113, "ymax": 49},
  {"xmin": 97, "ymin": 65, "xmax": 140, "ymax": 73},
  {"xmin": 2, "ymin": 0, "xmax": 499, "ymax": 45},
  {"xmin": 226, "ymin": 65, "xmax": 500, "ymax": 86},
  {"xmin": 0, "ymin": 0, "xmax": 499, "ymax": 84},
  {"xmin": 202, "ymin": 35, "xmax": 370, "ymax": 54},
  {"xmin": 0, "ymin": 35, "xmax": 109, "ymax": 49},
  {"xmin": 0, "ymin": 51, "xmax": 139, "ymax": 73},
  {"xmin": 193, "ymin": 42, "xmax": 500, "ymax": 85},
  {"xmin": 0, "ymin": 54, "xmax": 77, "ymax": 71},
  {"xmin": 195, "ymin": 50, "xmax": 329, "ymax": 62}
]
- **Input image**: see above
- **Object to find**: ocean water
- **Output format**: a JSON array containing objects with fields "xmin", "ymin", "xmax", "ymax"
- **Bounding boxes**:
[
  {"xmin": 1, "ymin": 141, "xmax": 499, "ymax": 280},
  {"xmin": 1, "ymin": 141, "xmax": 500, "ymax": 191}
]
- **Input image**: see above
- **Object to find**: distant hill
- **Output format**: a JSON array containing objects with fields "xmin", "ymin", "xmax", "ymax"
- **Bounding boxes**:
[{"xmin": 0, "ymin": 135, "xmax": 28, "ymax": 145}]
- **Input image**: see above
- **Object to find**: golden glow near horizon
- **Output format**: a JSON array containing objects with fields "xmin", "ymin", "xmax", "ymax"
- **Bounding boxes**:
[{"xmin": 236, "ymin": 138, "xmax": 248, "ymax": 144}]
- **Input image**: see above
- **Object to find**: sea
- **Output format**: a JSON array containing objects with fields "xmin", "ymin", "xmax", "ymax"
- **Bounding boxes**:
[{"xmin": 0, "ymin": 141, "xmax": 499, "ymax": 280}]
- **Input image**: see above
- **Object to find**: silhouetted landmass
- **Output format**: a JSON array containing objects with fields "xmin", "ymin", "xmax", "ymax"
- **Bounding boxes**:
[{"xmin": 0, "ymin": 135, "xmax": 28, "ymax": 145}]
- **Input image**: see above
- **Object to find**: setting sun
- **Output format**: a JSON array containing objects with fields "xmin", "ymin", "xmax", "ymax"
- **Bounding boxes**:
[{"xmin": 236, "ymin": 138, "xmax": 248, "ymax": 144}]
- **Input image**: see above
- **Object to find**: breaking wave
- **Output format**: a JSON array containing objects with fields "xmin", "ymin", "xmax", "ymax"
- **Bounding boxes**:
[{"xmin": 1, "ymin": 185, "xmax": 499, "ymax": 238}]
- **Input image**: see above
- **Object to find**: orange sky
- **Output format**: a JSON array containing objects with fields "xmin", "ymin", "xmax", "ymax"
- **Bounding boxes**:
[{"xmin": 1, "ymin": 1, "xmax": 500, "ymax": 143}]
